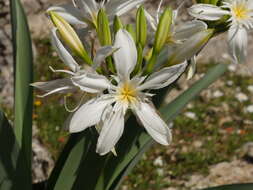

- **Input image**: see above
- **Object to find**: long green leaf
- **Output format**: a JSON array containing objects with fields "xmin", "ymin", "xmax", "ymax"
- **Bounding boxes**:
[
  {"xmin": 109, "ymin": 63, "xmax": 228, "ymax": 190},
  {"xmin": 10, "ymin": 0, "xmax": 33, "ymax": 183},
  {"xmin": 201, "ymin": 183, "xmax": 253, "ymax": 190},
  {"xmin": 0, "ymin": 111, "xmax": 30, "ymax": 189}
]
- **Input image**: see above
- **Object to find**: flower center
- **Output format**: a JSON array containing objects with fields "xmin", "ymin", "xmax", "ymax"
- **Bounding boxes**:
[
  {"xmin": 117, "ymin": 83, "xmax": 137, "ymax": 104},
  {"xmin": 232, "ymin": 3, "xmax": 249, "ymax": 20}
]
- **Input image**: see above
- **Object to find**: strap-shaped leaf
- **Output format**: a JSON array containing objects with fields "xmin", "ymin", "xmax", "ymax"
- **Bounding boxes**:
[
  {"xmin": 10, "ymin": 0, "xmax": 33, "ymax": 182},
  {"xmin": 200, "ymin": 183, "xmax": 253, "ymax": 190},
  {"xmin": 0, "ymin": 111, "xmax": 30, "ymax": 189}
]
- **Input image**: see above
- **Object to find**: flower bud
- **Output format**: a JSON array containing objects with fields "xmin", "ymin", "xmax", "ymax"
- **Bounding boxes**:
[
  {"xmin": 153, "ymin": 7, "xmax": 173, "ymax": 54},
  {"xmin": 49, "ymin": 11, "xmax": 93, "ymax": 65},
  {"xmin": 97, "ymin": 8, "xmax": 112, "ymax": 46},
  {"xmin": 113, "ymin": 16, "xmax": 123, "ymax": 34},
  {"xmin": 136, "ymin": 6, "xmax": 147, "ymax": 48}
]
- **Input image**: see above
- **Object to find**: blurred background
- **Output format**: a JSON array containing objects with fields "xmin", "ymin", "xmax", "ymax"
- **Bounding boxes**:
[{"xmin": 1, "ymin": 0, "xmax": 253, "ymax": 189}]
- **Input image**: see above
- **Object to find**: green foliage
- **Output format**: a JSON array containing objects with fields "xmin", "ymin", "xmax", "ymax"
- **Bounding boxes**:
[
  {"xmin": 0, "ymin": 111, "xmax": 31, "ymax": 189},
  {"xmin": 10, "ymin": 0, "xmax": 33, "ymax": 187}
]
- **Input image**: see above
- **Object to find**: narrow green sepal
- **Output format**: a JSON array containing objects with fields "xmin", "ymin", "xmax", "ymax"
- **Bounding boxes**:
[
  {"xmin": 136, "ymin": 6, "xmax": 147, "ymax": 48},
  {"xmin": 97, "ymin": 8, "xmax": 112, "ymax": 46},
  {"xmin": 113, "ymin": 16, "xmax": 123, "ymax": 34}
]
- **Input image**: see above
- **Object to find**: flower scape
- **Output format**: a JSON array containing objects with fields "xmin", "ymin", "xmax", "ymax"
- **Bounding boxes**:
[{"xmin": 31, "ymin": 0, "xmax": 252, "ymax": 156}]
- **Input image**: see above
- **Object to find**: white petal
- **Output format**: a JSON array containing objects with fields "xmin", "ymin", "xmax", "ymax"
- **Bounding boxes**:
[
  {"xmin": 174, "ymin": 20, "xmax": 207, "ymax": 41},
  {"xmin": 187, "ymin": 57, "xmax": 197, "ymax": 80},
  {"xmin": 93, "ymin": 46, "xmax": 118, "ymax": 69},
  {"xmin": 47, "ymin": 4, "xmax": 86, "ymax": 26},
  {"xmin": 71, "ymin": 72, "xmax": 111, "ymax": 93},
  {"xmin": 113, "ymin": 29, "xmax": 137, "ymax": 80},
  {"xmin": 69, "ymin": 95, "xmax": 114, "ymax": 133},
  {"xmin": 188, "ymin": 4, "xmax": 229, "ymax": 21},
  {"xmin": 138, "ymin": 62, "xmax": 187, "ymax": 90},
  {"xmin": 31, "ymin": 78, "xmax": 75, "ymax": 97},
  {"xmin": 168, "ymin": 29, "xmax": 213, "ymax": 64},
  {"xmin": 74, "ymin": 0, "xmax": 98, "ymax": 20},
  {"xmin": 107, "ymin": 0, "xmax": 146, "ymax": 18},
  {"xmin": 96, "ymin": 103, "xmax": 125, "ymax": 155},
  {"xmin": 133, "ymin": 102, "xmax": 171, "ymax": 145},
  {"xmin": 228, "ymin": 26, "xmax": 248, "ymax": 64},
  {"xmin": 144, "ymin": 10, "xmax": 157, "ymax": 31},
  {"xmin": 51, "ymin": 28, "xmax": 80, "ymax": 72}
]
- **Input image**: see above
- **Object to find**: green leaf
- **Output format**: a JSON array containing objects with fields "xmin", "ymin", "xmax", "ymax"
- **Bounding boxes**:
[
  {"xmin": 200, "ymin": 183, "xmax": 253, "ymax": 190},
  {"xmin": 0, "ymin": 111, "xmax": 31, "ymax": 189},
  {"xmin": 10, "ymin": 0, "xmax": 33, "ymax": 186},
  {"xmin": 160, "ymin": 63, "xmax": 228, "ymax": 121}
]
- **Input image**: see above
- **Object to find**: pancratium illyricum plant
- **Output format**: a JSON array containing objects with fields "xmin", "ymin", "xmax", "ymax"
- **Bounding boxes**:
[
  {"xmin": 188, "ymin": 0, "xmax": 253, "ymax": 64},
  {"xmin": 7, "ymin": 0, "xmax": 253, "ymax": 188},
  {"xmin": 33, "ymin": 1, "xmax": 213, "ymax": 155}
]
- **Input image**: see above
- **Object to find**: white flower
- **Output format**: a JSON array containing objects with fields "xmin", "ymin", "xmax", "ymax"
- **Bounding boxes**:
[
  {"xmin": 68, "ymin": 29, "xmax": 187, "ymax": 155},
  {"xmin": 245, "ymin": 105, "xmax": 253, "ymax": 113},
  {"xmin": 145, "ymin": 0, "xmax": 207, "ymax": 45},
  {"xmin": 188, "ymin": 0, "xmax": 253, "ymax": 64},
  {"xmin": 48, "ymin": 0, "xmax": 146, "ymax": 28},
  {"xmin": 31, "ymin": 27, "xmax": 116, "ymax": 97},
  {"xmin": 235, "ymin": 92, "xmax": 248, "ymax": 102}
]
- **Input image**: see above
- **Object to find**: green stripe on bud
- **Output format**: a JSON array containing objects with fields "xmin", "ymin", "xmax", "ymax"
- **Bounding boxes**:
[
  {"xmin": 113, "ymin": 16, "xmax": 123, "ymax": 34},
  {"xmin": 167, "ymin": 29, "xmax": 214, "ymax": 66},
  {"xmin": 136, "ymin": 6, "xmax": 147, "ymax": 48},
  {"xmin": 97, "ymin": 8, "xmax": 112, "ymax": 46},
  {"xmin": 153, "ymin": 7, "xmax": 173, "ymax": 54},
  {"xmin": 125, "ymin": 24, "xmax": 136, "ymax": 43}
]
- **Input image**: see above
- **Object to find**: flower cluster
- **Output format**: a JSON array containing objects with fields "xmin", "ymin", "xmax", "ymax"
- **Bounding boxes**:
[
  {"xmin": 33, "ymin": 0, "xmax": 224, "ymax": 155},
  {"xmin": 188, "ymin": 0, "xmax": 253, "ymax": 64}
]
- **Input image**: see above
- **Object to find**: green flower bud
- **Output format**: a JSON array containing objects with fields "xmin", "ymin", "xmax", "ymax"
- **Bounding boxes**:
[
  {"xmin": 136, "ymin": 6, "xmax": 147, "ymax": 48},
  {"xmin": 113, "ymin": 16, "xmax": 123, "ymax": 34},
  {"xmin": 97, "ymin": 8, "xmax": 112, "ymax": 46},
  {"xmin": 153, "ymin": 7, "xmax": 173, "ymax": 54},
  {"xmin": 49, "ymin": 11, "xmax": 93, "ymax": 65}
]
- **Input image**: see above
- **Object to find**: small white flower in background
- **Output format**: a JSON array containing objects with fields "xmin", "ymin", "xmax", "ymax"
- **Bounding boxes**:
[
  {"xmin": 188, "ymin": 0, "xmax": 253, "ymax": 64},
  {"xmin": 235, "ymin": 92, "xmax": 248, "ymax": 102},
  {"xmin": 153, "ymin": 156, "xmax": 164, "ymax": 167},
  {"xmin": 68, "ymin": 29, "xmax": 187, "ymax": 155},
  {"xmin": 184, "ymin": 112, "xmax": 197, "ymax": 120},
  {"xmin": 48, "ymin": 0, "xmax": 146, "ymax": 28},
  {"xmin": 247, "ymin": 85, "xmax": 253, "ymax": 93},
  {"xmin": 213, "ymin": 90, "xmax": 224, "ymax": 98},
  {"xmin": 245, "ymin": 105, "xmax": 253, "ymax": 113}
]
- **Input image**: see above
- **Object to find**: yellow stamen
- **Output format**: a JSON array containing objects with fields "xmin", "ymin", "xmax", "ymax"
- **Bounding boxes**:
[
  {"xmin": 117, "ymin": 83, "xmax": 137, "ymax": 104},
  {"xmin": 232, "ymin": 3, "xmax": 249, "ymax": 20}
]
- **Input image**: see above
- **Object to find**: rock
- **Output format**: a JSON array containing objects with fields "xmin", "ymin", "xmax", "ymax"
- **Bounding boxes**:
[
  {"xmin": 185, "ymin": 160, "xmax": 253, "ymax": 190},
  {"xmin": 32, "ymin": 133, "xmax": 54, "ymax": 183},
  {"xmin": 238, "ymin": 142, "xmax": 253, "ymax": 162}
]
